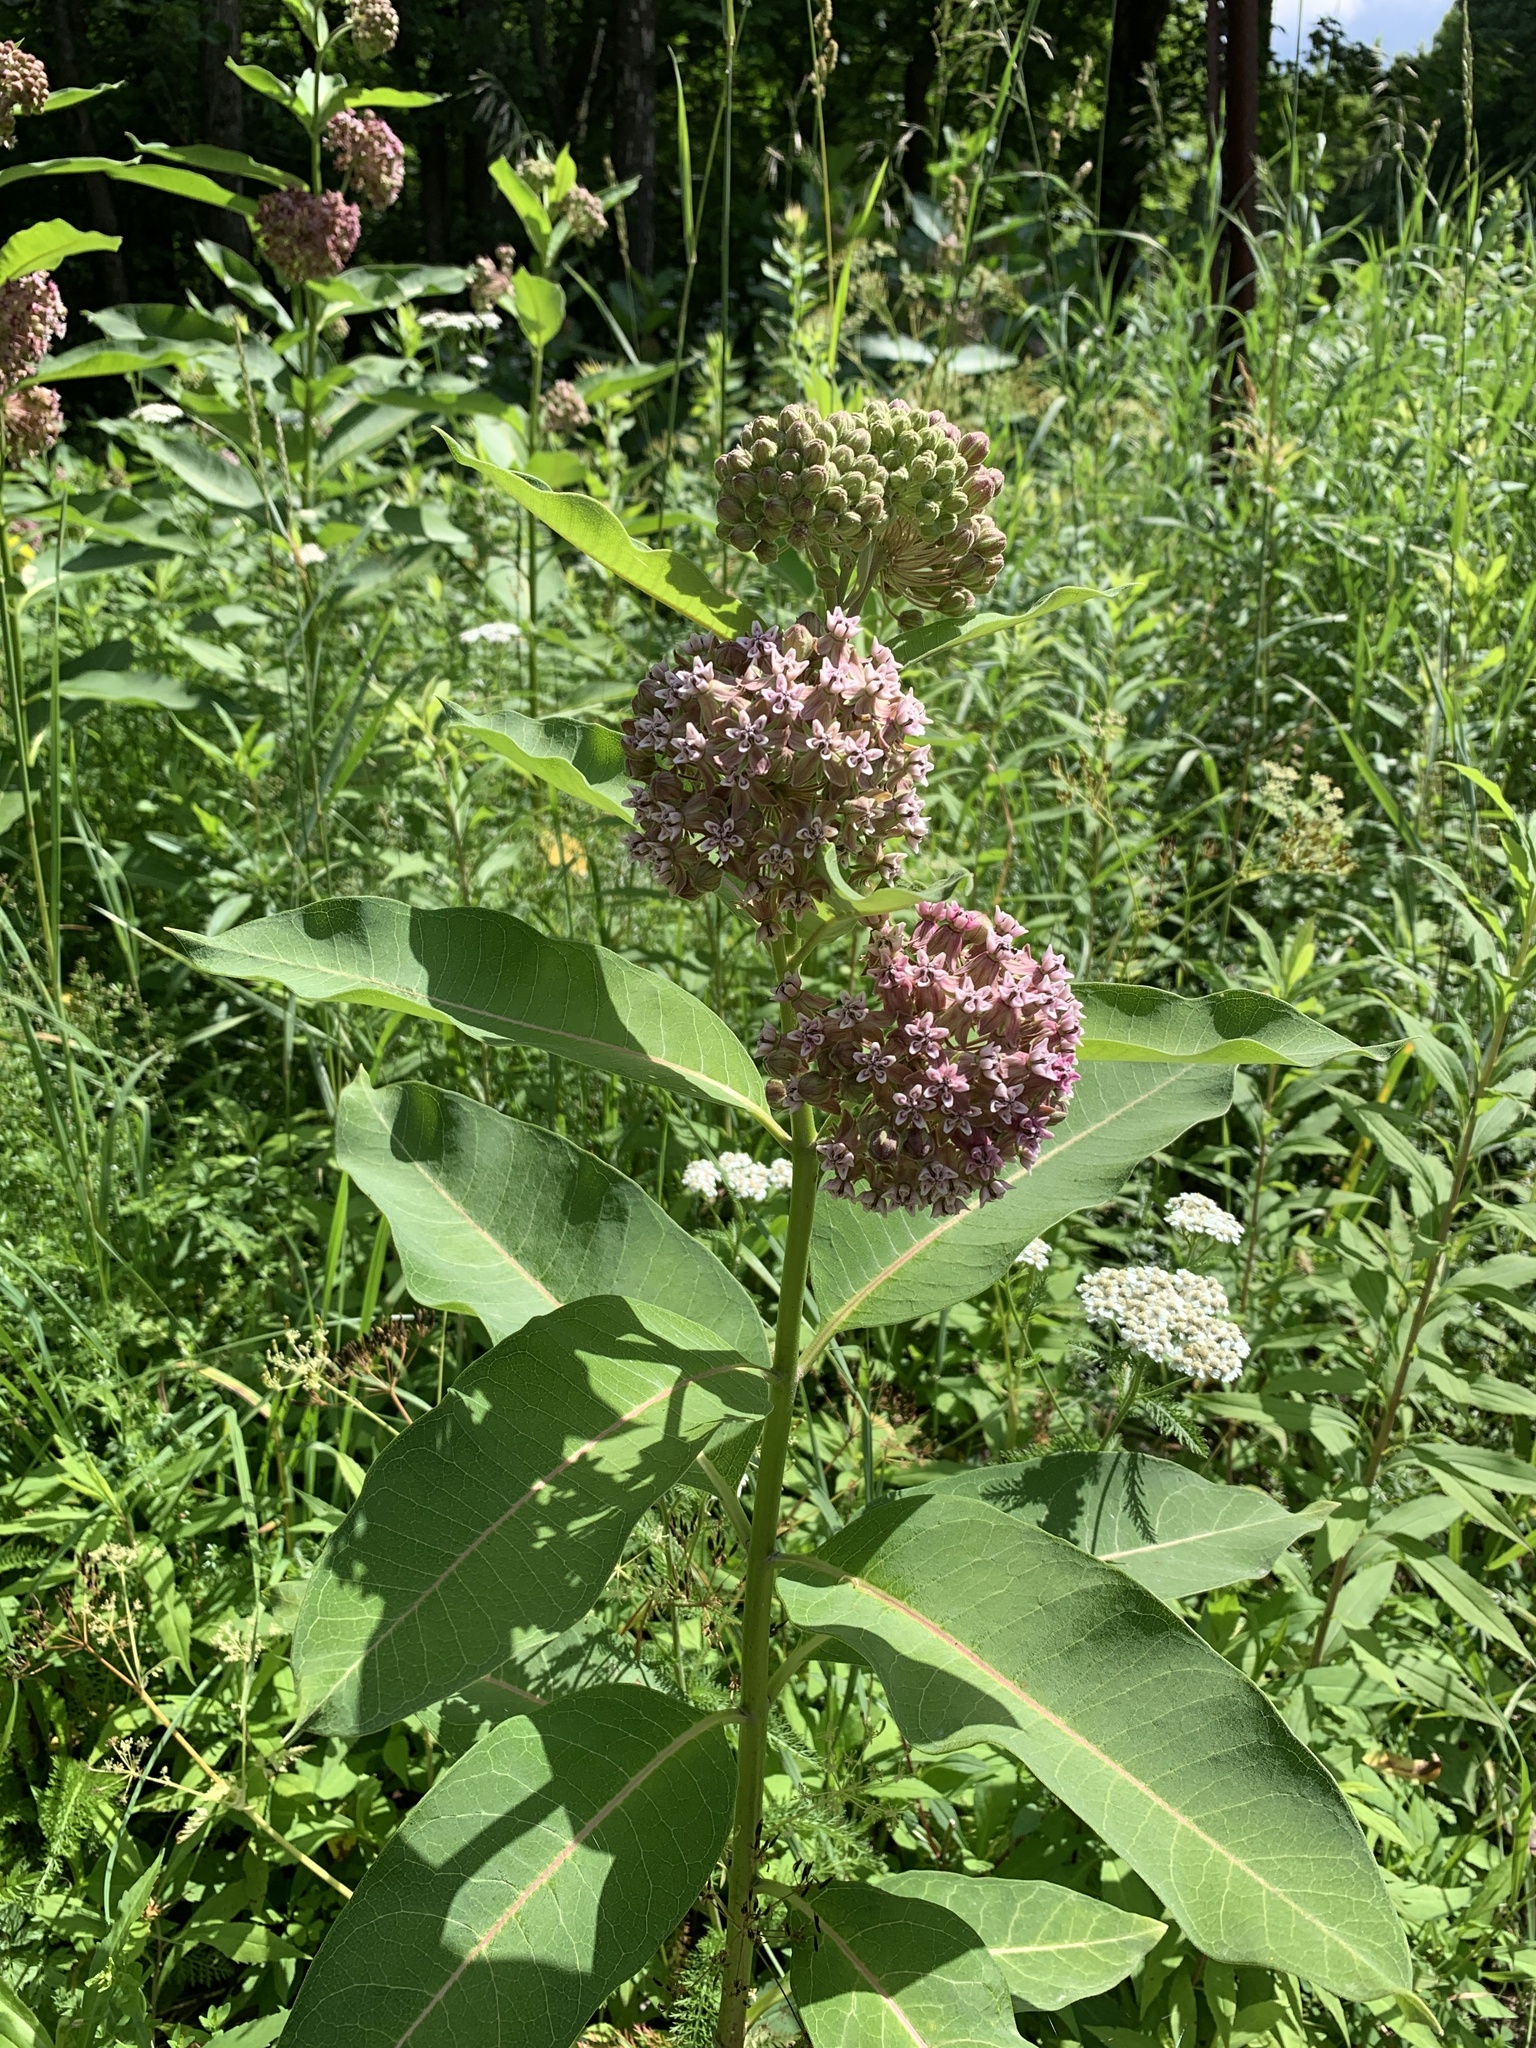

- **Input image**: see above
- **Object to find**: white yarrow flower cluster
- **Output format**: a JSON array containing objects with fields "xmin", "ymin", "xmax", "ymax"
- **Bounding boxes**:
[
  {"xmin": 130, "ymin": 401, "xmax": 184, "ymax": 424},
  {"xmin": 1014, "ymin": 1238, "xmax": 1051, "ymax": 1271},
  {"xmin": 1078, "ymin": 1265, "xmax": 1249, "ymax": 1386},
  {"xmin": 682, "ymin": 1154, "xmax": 795, "ymax": 1203},
  {"xmin": 419, "ymin": 309, "xmax": 502, "ymax": 334},
  {"xmin": 1165, "ymin": 1192, "xmax": 1244, "ymax": 1244},
  {"xmin": 460, "ymin": 620, "xmax": 522, "ymax": 646}
]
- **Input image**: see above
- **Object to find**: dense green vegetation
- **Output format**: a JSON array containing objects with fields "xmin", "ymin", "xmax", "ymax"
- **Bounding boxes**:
[{"xmin": 1, "ymin": 5, "xmax": 1535, "ymax": 2048}]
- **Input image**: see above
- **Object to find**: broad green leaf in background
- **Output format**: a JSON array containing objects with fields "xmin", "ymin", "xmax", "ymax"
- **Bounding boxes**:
[
  {"xmin": 448, "ymin": 433, "xmax": 754, "ymax": 637},
  {"xmin": 809, "ymin": 1063, "xmax": 1233, "ymax": 1335},
  {"xmin": 790, "ymin": 1882, "xmax": 1020, "ymax": 2048},
  {"xmin": 306, "ymin": 262, "xmax": 468, "ymax": 316},
  {"xmin": 130, "ymin": 138, "xmax": 301, "ymax": 187},
  {"xmin": 293, "ymin": 1295, "xmax": 767, "ymax": 1732},
  {"xmin": 0, "ymin": 1981, "xmax": 52, "ymax": 2048},
  {"xmin": 103, "ymin": 160, "xmax": 256, "ymax": 215},
  {"xmin": 889, "ymin": 586, "xmax": 1105, "ymax": 667},
  {"xmin": 779, "ymin": 1495, "xmax": 1412, "ymax": 1998},
  {"xmin": 0, "ymin": 218, "xmax": 122, "ymax": 283},
  {"xmin": 178, "ymin": 896, "xmax": 781, "ymax": 1135},
  {"xmin": 1395, "ymin": 1541, "xmax": 1527, "ymax": 1656},
  {"xmin": 906, "ymin": 1453, "xmax": 1332, "ymax": 1600},
  {"xmin": 453, "ymin": 704, "xmax": 631, "ymax": 820},
  {"xmin": 344, "ymin": 87, "xmax": 447, "ymax": 109},
  {"xmin": 488, "ymin": 155, "xmax": 551, "ymax": 246},
  {"xmin": 127, "ymin": 425, "xmax": 265, "ymax": 513},
  {"xmin": 1416, "ymin": 1443, "xmax": 1536, "ymax": 1497},
  {"xmin": 512, "ymin": 270, "xmax": 566, "ymax": 349},
  {"xmin": 1076, "ymin": 985, "xmax": 1360, "ymax": 1065},
  {"xmin": 335, "ymin": 1075, "xmax": 769, "ymax": 1363},
  {"xmin": 877, "ymin": 1873, "xmax": 1165, "ymax": 2011},
  {"xmin": 284, "ymin": 1688, "xmax": 734, "ymax": 2048}
]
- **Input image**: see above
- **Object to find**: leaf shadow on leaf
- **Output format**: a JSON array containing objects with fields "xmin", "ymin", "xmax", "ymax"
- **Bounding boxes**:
[{"xmin": 294, "ymin": 1296, "xmax": 769, "ymax": 1734}]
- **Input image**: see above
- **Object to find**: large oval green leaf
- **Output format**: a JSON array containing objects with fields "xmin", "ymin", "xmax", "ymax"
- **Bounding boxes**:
[
  {"xmin": 790, "ymin": 1882, "xmax": 1019, "ymax": 2048},
  {"xmin": 778, "ymin": 1495, "xmax": 1410, "ymax": 1998},
  {"xmin": 809, "ymin": 1064, "xmax": 1233, "ymax": 1335},
  {"xmin": 336, "ymin": 1074, "xmax": 769, "ymax": 1365},
  {"xmin": 293, "ymin": 1295, "xmax": 768, "ymax": 1733},
  {"xmin": 907, "ymin": 1452, "xmax": 1332, "ymax": 1600},
  {"xmin": 1076, "ymin": 985, "xmax": 1360, "ymax": 1065},
  {"xmin": 284, "ymin": 1688, "xmax": 734, "ymax": 2048},
  {"xmin": 452, "ymin": 704, "xmax": 631, "ymax": 820},
  {"xmin": 177, "ymin": 896, "xmax": 781, "ymax": 1136},
  {"xmin": 877, "ymin": 1873, "xmax": 1163, "ymax": 2011}
]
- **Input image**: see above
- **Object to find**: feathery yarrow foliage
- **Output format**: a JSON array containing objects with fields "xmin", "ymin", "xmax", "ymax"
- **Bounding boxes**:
[
  {"xmin": 1078, "ymin": 1266, "xmax": 1250, "ymax": 1386},
  {"xmin": 0, "ymin": 41, "xmax": 48, "ymax": 147},
  {"xmin": 324, "ymin": 111, "xmax": 405, "ymax": 212},
  {"xmin": 345, "ymin": 0, "xmax": 399, "ymax": 59},
  {"xmin": 714, "ymin": 397, "xmax": 1006, "ymax": 613},
  {"xmin": 3, "ymin": 384, "xmax": 63, "ymax": 460},
  {"xmin": 622, "ymin": 609, "xmax": 931, "ymax": 935},
  {"xmin": 255, "ymin": 188, "xmax": 361, "ymax": 286},
  {"xmin": 759, "ymin": 903, "xmax": 1082, "ymax": 1216},
  {"xmin": 0, "ymin": 272, "xmax": 66, "ymax": 391}
]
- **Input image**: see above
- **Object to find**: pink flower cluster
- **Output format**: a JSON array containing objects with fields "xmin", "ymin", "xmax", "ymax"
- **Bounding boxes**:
[
  {"xmin": 623, "ymin": 610, "xmax": 931, "ymax": 936},
  {"xmin": 541, "ymin": 378, "xmax": 590, "ymax": 433},
  {"xmin": 255, "ymin": 188, "xmax": 361, "ymax": 287},
  {"xmin": 759, "ymin": 903, "xmax": 1082, "ymax": 1216},
  {"xmin": 560, "ymin": 185, "xmax": 606, "ymax": 245},
  {"xmin": 0, "ymin": 273, "xmax": 66, "ymax": 391},
  {"xmin": 469, "ymin": 243, "xmax": 516, "ymax": 311},
  {"xmin": 0, "ymin": 41, "xmax": 48, "ymax": 148},
  {"xmin": 324, "ymin": 111, "xmax": 405, "ymax": 212},
  {"xmin": 346, "ymin": 0, "xmax": 399, "ymax": 59},
  {"xmin": 4, "ymin": 385, "xmax": 64, "ymax": 461}
]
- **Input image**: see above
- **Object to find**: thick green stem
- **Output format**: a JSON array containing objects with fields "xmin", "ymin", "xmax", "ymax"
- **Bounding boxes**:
[{"xmin": 716, "ymin": 1079, "xmax": 818, "ymax": 2048}]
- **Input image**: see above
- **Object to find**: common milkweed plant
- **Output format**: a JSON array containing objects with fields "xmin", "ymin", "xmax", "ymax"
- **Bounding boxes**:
[{"xmin": 184, "ymin": 401, "xmax": 1414, "ymax": 2047}]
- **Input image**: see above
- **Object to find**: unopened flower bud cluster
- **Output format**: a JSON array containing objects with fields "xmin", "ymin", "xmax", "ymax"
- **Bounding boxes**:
[
  {"xmin": 1164, "ymin": 1192, "xmax": 1244, "ymax": 1245},
  {"xmin": 760, "ymin": 902, "xmax": 1082, "ymax": 1217},
  {"xmin": 681, "ymin": 1154, "xmax": 795, "ymax": 1203},
  {"xmin": 715, "ymin": 397, "xmax": 1007, "ymax": 615},
  {"xmin": 324, "ymin": 111, "xmax": 405, "ymax": 212},
  {"xmin": 0, "ymin": 272, "xmax": 65, "ymax": 391},
  {"xmin": 623, "ymin": 609, "xmax": 931, "ymax": 935},
  {"xmin": 255, "ymin": 188, "xmax": 361, "ymax": 286},
  {"xmin": 1078, "ymin": 1265, "xmax": 1249, "ymax": 1386},
  {"xmin": 346, "ymin": 0, "xmax": 400, "ymax": 59},
  {"xmin": 542, "ymin": 379, "xmax": 591, "ymax": 433},
  {"xmin": 0, "ymin": 41, "xmax": 48, "ymax": 148},
  {"xmin": 4, "ymin": 385, "xmax": 64, "ymax": 460}
]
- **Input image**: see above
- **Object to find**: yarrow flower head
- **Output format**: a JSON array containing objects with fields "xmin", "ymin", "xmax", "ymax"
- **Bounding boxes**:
[
  {"xmin": 623, "ymin": 610, "xmax": 932, "ymax": 936},
  {"xmin": 468, "ymin": 245, "xmax": 516, "ymax": 311},
  {"xmin": 130, "ymin": 401, "xmax": 184, "ymax": 425},
  {"xmin": 421, "ymin": 309, "xmax": 500, "ymax": 334},
  {"xmin": 324, "ymin": 111, "xmax": 405, "ymax": 211},
  {"xmin": 1078, "ymin": 1265, "xmax": 1249, "ymax": 1387},
  {"xmin": 256, "ymin": 188, "xmax": 360, "ymax": 287},
  {"xmin": 714, "ymin": 398, "xmax": 1006, "ymax": 615},
  {"xmin": 0, "ymin": 272, "xmax": 66, "ymax": 392},
  {"xmin": 542, "ymin": 379, "xmax": 591, "ymax": 434},
  {"xmin": 459, "ymin": 619, "xmax": 521, "ymax": 646},
  {"xmin": 1014, "ymin": 1238, "xmax": 1051, "ymax": 1271},
  {"xmin": 346, "ymin": 0, "xmax": 400, "ymax": 59},
  {"xmin": 3, "ymin": 385, "xmax": 63, "ymax": 462},
  {"xmin": 0, "ymin": 42, "xmax": 49, "ymax": 149},
  {"xmin": 681, "ymin": 1159, "xmax": 722, "ymax": 1201},
  {"xmin": 760, "ymin": 902, "xmax": 1082, "ymax": 1218},
  {"xmin": 1164, "ymin": 1192, "xmax": 1244, "ymax": 1245},
  {"xmin": 683, "ymin": 1154, "xmax": 794, "ymax": 1204}
]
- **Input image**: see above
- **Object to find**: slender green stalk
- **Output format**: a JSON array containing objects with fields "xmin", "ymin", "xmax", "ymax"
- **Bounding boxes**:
[{"xmin": 717, "ymin": 944, "xmax": 819, "ymax": 2048}]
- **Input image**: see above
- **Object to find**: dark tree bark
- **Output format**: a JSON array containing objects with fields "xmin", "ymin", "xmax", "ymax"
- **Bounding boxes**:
[
  {"xmin": 420, "ymin": 115, "xmax": 449, "ymax": 261},
  {"xmin": 45, "ymin": 0, "xmax": 128, "ymax": 302},
  {"xmin": 610, "ymin": 0, "xmax": 657, "ymax": 272},
  {"xmin": 1098, "ymin": 0, "xmax": 1176, "ymax": 290},
  {"xmin": 1219, "ymin": 0, "xmax": 1259, "ymax": 320},
  {"xmin": 201, "ymin": 0, "xmax": 248, "ymax": 254},
  {"xmin": 901, "ymin": 32, "xmax": 938, "ymax": 194}
]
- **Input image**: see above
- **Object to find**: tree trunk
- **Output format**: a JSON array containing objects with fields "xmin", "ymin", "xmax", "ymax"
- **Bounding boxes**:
[
  {"xmin": 1219, "ymin": 0, "xmax": 1259, "ymax": 321},
  {"xmin": 901, "ymin": 32, "xmax": 937, "ymax": 195},
  {"xmin": 610, "ymin": 0, "xmax": 657, "ymax": 273},
  {"xmin": 46, "ymin": 0, "xmax": 128, "ymax": 302},
  {"xmin": 201, "ymin": 0, "xmax": 248, "ymax": 254},
  {"xmin": 1098, "ymin": 0, "xmax": 1176, "ymax": 291}
]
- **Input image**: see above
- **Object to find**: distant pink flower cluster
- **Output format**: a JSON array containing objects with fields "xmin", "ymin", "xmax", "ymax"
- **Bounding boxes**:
[
  {"xmin": 0, "ymin": 272, "xmax": 65, "ymax": 389},
  {"xmin": 255, "ymin": 188, "xmax": 361, "ymax": 286},
  {"xmin": 4, "ymin": 384, "xmax": 64, "ymax": 460},
  {"xmin": 541, "ymin": 379, "xmax": 590, "ymax": 433},
  {"xmin": 468, "ymin": 243, "xmax": 516, "ymax": 311},
  {"xmin": 759, "ymin": 902, "xmax": 1082, "ymax": 1216},
  {"xmin": 324, "ymin": 110, "xmax": 405, "ymax": 213},
  {"xmin": 346, "ymin": 0, "xmax": 399, "ymax": 59},
  {"xmin": 560, "ymin": 185, "xmax": 606, "ymax": 245},
  {"xmin": 623, "ymin": 609, "xmax": 931, "ymax": 936},
  {"xmin": 0, "ymin": 41, "xmax": 48, "ymax": 148}
]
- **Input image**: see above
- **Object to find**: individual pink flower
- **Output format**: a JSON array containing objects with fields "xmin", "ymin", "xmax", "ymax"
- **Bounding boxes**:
[
  {"xmin": 0, "ymin": 273, "xmax": 66, "ymax": 391},
  {"xmin": 255, "ymin": 188, "xmax": 362, "ymax": 286},
  {"xmin": 324, "ymin": 110, "xmax": 405, "ymax": 212},
  {"xmin": 3, "ymin": 384, "xmax": 64, "ymax": 462},
  {"xmin": 0, "ymin": 42, "xmax": 49, "ymax": 148},
  {"xmin": 623, "ymin": 610, "xmax": 930, "ymax": 936},
  {"xmin": 759, "ymin": 901, "xmax": 1082, "ymax": 1216}
]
